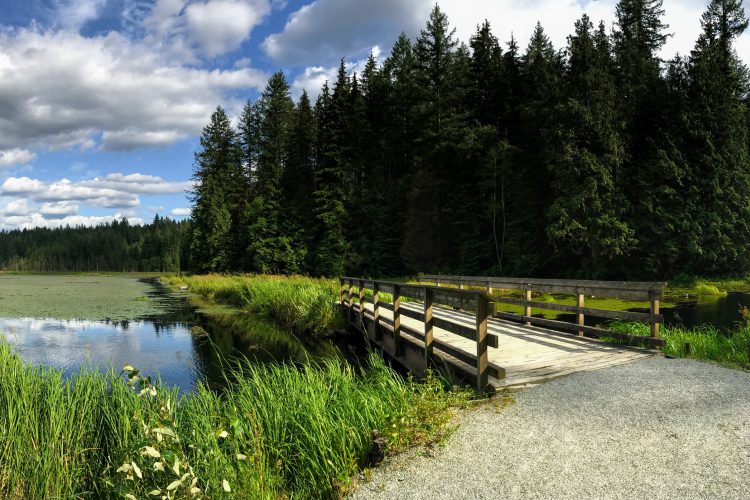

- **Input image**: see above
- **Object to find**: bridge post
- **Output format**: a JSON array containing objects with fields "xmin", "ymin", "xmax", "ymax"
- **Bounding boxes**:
[
  {"xmin": 476, "ymin": 293, "xmax": 489, "ymax": 392},
  {"xmin": 524, "ymin": 289, "xmax": 532, "ymax": 326},
  {"xmin": 393, "ymin": 284, "xmax": 403, "ymax": 357},
  {"xmin": 372, "ymin": 282, "xmax": 381, "ymax": 340},
  {"xmin": 650, "ymin": 295, "xmax": 660, "ymax": 339},
  {"xmin": 358, "ymin": 280, "xmax": 366, "ymax": 324},
  {"xmin": 577, "ymin": 293, "xmax": 585, "ymax": 336},
  {"xmin": 423, "ymin": 287, "xmax": 434, "ymax": 362},
  {"xmin": 347, "ymin": 279, "xmax": 353, "ymax": 324}
]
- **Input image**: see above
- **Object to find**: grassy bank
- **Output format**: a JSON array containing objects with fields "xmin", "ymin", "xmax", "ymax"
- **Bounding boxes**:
[
  {"xmin": 608, "ymin": 321, "xmax": 750, "ymax": 369},
  {"xmin": 165, "ymin": 275, "xmax": 340, "ymax": 337},
  {"xmin": 0, "ymin": 341, "xmax": 464, "ymax": 498}
]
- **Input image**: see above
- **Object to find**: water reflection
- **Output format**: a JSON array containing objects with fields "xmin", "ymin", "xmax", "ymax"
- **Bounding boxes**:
[
  {"xmin": 0, "ymin": 278, "xmax": 352, "ymax": 392},
  {"xmin": 662, "ymin": 292, "xmax": 750, "ymax": 330}
]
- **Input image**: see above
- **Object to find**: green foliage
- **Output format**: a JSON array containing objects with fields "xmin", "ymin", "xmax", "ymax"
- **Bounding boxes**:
[
  {"xmin": 0, "ymin": 342, "xmax": 465, "ymax": 498},
  {"xmin": 166, "ymin": 274, "xmax": 341, "ymax": 337},
  {"xmin": 0, "ymin": 216, "xmax": 188, "ymax": 272},
  {"xmin": 8, "ymin": 2, "xmax": 750, "ymax": 280},
  {"xmin": 608, "ymin": 320, "xmax": 750, "ymax": 368}
]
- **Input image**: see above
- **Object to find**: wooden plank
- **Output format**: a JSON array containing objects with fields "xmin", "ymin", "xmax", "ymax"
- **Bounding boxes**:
[
  {"xmin": 494, "ymin": 311, "xmax": 666, "ymax": 347},
  {"xmin": 393, "ymin": 284, "xmax": 403, "ymax": 356},
  {"xmin": 372, "ymin": 282, "xmax": 381, "ymax": 340},
  {"xmin": 397, "ymin": 306, "xmax": 499, "ymax": 348},
  {"xmin": 398, "ymin": 323, "xmax": 504, "ymax": 379},
  {"xmin": 476, "ymin": 294, "xmax": 489, "ymax": 392},
  {"xmin": 577, "ymin": 293, "xmax": 584, "ymax": 337},
  {"xmin": 418, "ymin": 275, "xmax": 666, "ymax": 301},
  {"xmin": 424, "ymin": 287, "xmax": 434, "ymax": 360},
  {"xmin": 492, "ymin": 297, "xmax": 662, "ymax": 322}
]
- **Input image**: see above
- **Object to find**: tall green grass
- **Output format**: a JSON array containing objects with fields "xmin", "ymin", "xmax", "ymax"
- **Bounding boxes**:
[
  {"xmin": 0, "ymin": 342, "xmax": 463, "ymax": 498},
  {"xmin": 166, "ymin": 275, "xmax": 341, "ymax": 337},
  {"xmin": 608, "ymin": 321, "xmax": 750, "ymax": 368}
]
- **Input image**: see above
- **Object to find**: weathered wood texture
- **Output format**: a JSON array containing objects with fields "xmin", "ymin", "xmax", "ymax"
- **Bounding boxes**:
[
  {"xmin": 340, "ymin": 276, "xmax": 664, "ymax": 391},
  {"xmin": 416, "ymin": 274, "xmax": 666, "ymax": 343}
]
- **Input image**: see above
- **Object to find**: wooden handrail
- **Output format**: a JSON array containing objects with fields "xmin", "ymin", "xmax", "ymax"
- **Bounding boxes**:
[
  {"xmin": 416, "ymin": 274, "xmax": 666, "ymax": 342},
  {"xmin": 339, "ymin": 275, "xmax": 666, "ymax": 392},
  {"xmin": 418, "ymin": 274, "xmax": 666, "ymax": 301}
]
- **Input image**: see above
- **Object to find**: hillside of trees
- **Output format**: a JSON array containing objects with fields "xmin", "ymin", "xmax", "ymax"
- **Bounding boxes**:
[
  {"xmin": 0, "ymin": 217, "xmax": 188, "ymax": 272},
  {"xmin": 2, "ymin": 0, "xmax": 749, "ymax": 280}
]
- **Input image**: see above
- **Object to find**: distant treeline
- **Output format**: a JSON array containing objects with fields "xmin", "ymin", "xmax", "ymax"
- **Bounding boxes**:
[
  {"xmin": 0, "ymin": 217, "xmax": 189, "ymax": 272},
  {"xmin": 189, "ymin": 0, "xmax": 750, "ymax": 280}
]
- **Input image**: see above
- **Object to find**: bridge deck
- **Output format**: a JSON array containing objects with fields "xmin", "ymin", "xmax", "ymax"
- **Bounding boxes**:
[{"xmin": 357, "ymin": 301, "xmax": 657, "ymax": 388}]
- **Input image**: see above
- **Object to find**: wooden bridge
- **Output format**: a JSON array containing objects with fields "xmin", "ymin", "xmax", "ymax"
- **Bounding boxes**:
[{"xmin": 339, "ymin": 275, "xmax": 666, "ymax": 392}]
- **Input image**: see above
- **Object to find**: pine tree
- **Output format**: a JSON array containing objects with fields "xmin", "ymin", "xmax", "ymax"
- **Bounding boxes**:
[
  {"xmin": 312, "ymin": 75, "xmax": 349, "ymax": 276},
  {"xmin": 282, "ymin": 90, "xmax": 317, "ymax": 271},
  {"xmin": 246, "ymin": 71, "xmax": 303, "ymax": 273},
  {"xmin": 189, "ymin": 106, "xmax": 242, "ymax": 272},
  {"xmin": 685, "ymin": 0, "xmax": 750, "ymax": 272},
  {"xmin": 546, "ymin": 16, "xmax": 633, "ymax": 274}
]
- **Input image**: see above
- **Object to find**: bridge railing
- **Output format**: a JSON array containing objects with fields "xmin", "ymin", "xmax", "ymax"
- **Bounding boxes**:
[
  {"xmin": 339, "ymin": 277, "xmax": 497, "ymax": 391},
  {"xmin": 417, "ymin": 275, "xmax": 666, "ymax": 348}
]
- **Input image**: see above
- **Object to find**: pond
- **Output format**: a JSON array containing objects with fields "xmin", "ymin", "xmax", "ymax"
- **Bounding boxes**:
[
  {"xmin": 0, "ymin": 275, "xmax": 350, "ymax": 391},
  {"xmin": 661, "ymin": 292, "xmax": 750, "ymax": 330}
]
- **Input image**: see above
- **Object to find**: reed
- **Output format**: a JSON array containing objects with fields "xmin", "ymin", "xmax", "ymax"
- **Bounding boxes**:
[
  {"xmin": 165, "ymin": 275, "xmax": 342, "ymax": 337},
  {"xmin": 607, "ymin": 321, "xmax": 750, "ymax": 368},
  {"xmin": 0, "ymin": 342, "xmax": 463, "ymax": 498}
]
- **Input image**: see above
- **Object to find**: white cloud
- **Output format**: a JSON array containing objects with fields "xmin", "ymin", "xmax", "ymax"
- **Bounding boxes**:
[
  {"xmin": 170, "ymin": 207, "xmax": 191, "ymax": 216},
  {"xmin": 0, "ymin": 173, "xmax": 191, "ymax": 211},
  {"xmin": 273, "ymin": 0, "xmax": 750, "ymax": 73},
  {"xmin": 3, "ymin": 199, "xmax": 33, "ymax": 217},
  {"xmin": 0, "ymin": 149, "xmax": 37, "ymax": 168},
  {"xmin": 291, "ymin": 49, "xmax": 379, "ymax": 99},
  {"xmin": 264, "ymin": 0, "xmax": 426, "ymax": 66},
  {"xmin": 186, "ymin": 0, "xmax": 271, "ymax": 57},
  {"xmin": 1, "ymin": 177, "xmax": 46, "ymax": 194},
  {"xmin": 39, "ymin": 201, "xmax": 79, "ymax": 218},
  {"xmin": 81, "ymin": 173, "xmax": 193, "ymax": 194},
  {"xmin": 55, "ymin": 0, "xmax": 107, "ymax": 31},
  {"xmin": 0, "ymin": 28, "xmax": 268, "ymax": 152},
  {"xmin": 0, "ymin": 212, "xmax": 145, "ymax": 230}
]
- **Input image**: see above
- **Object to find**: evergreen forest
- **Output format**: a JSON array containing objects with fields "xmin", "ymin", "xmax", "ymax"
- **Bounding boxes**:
[{"xmin": 3, "ymin": 0, "xmax": 750, "ymax": 280}]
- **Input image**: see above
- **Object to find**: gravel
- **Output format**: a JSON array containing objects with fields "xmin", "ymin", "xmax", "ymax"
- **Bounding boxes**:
[{"xmin": 350, "ymin": 357, "xmax": 750, "ymax": 500}]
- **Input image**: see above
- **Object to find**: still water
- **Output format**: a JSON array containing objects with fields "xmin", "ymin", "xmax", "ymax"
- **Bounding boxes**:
[
  {"xmin": 662, "ymin": 291, "xmax": 750, "ymax": 330},
  {"xmin": 0, "ymin": 278, "xmax": 348, "ymax": 392}
]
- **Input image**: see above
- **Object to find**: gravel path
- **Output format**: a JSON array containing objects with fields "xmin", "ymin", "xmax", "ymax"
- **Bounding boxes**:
[{"xmin": 351, "ymin": 358, "xmax": 750, "ymax": 499}]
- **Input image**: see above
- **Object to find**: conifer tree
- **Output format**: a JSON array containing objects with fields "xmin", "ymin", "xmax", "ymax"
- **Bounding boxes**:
[
  {"xmin": 547, "ymin": 16, "xmax": 633, "ymax": 274},
  {"xmin": 190, "ymin": 107, "xmax": 242, "ymax": 272},
  {"xmin": 246, "ymin": 72, "xmax": 303, "ymax": 273}
]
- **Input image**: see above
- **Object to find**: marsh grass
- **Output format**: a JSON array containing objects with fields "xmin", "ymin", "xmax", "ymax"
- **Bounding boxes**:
[
  {"xmin": 0, "ymin": 342, "xmax": 464, "ymax": 498},
  {"xmin": 607, "ymin": 321, "xmax": 750, "ymax": 368},
  {"xmin": 166, "ymin": 275, "xmax": 342, "ymax": 337}
]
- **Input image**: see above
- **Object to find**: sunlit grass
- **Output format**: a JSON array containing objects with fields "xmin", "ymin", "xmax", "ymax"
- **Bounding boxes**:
[
  {"xmin": 165, "ymin": 274, "xmax": 342, "ymax": 337},
  {"xmin": 607, "ymin": 321, "xmax": 750, "ymax": 369},
  {"xmin": 0, "ymin": 341, "xmax": 465, "ymax": 498}
]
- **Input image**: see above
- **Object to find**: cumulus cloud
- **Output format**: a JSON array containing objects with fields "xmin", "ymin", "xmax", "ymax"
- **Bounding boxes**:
[
  {"xmin": 39, "ymin": 201, "xmax": 79, "ymax": 218},
  {"xmin": 186, "ymin": 0, "xmax": 271, "ymax": 57},
  {"xmin": 0, "ymin": 212, "xmax": 145, "ymax": 230},
  {"xmin": 0, "ymin": 149, "xmax": 37, "ymax": 168},
  {"xmin": 1, "ymin": 173, "xmax": 190, "ymax": 210},
  {"xmin": 271, "ymin": 0, "xmax": 750, "ymax": 76},
  {"xmin": 0, "ymin": 28, "xmax": 268, "ymax": 152},
  {"xmin": 55, "ymin": 0, "xmax": 108, "ymax": 31},
  {"xmin": 0, "ymin": 172, "xmax": 188, "ymax": 229},
  {"xmin": 170, "ymin": 207, "xmax": 191, "ymax": 216},
  {"xmin": 263, "ymin": 0, "xmax": 426, "ymax": 66},
  {"xmin": 291, "ymin": 48, "xmax": 380, "ymax": 99}
]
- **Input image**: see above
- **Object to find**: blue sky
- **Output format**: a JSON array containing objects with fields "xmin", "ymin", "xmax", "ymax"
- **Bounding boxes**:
[{"xmin": 0, "ymin": 0, "xmax": 746, "ymax": 229}]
